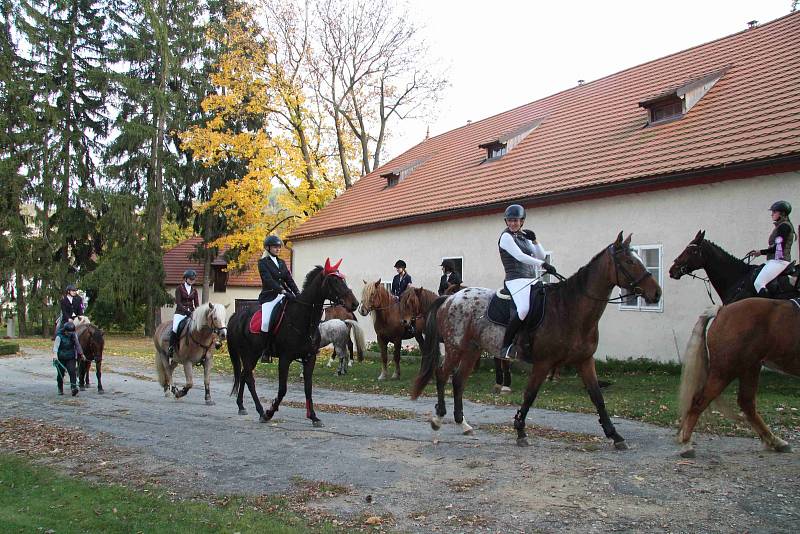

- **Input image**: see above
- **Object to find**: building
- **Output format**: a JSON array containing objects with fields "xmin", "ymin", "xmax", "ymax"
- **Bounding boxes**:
[{"xmin": 288, "ymin": 13, "xmax": 800, "ymax": 362}]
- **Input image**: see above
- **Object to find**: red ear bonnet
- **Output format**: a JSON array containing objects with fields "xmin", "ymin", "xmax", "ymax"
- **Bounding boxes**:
[{"xmin": 323, "ymin": 258, "xmax": 345, "ymax": 278}]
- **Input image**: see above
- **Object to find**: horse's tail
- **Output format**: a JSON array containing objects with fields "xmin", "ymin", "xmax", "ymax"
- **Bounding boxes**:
[
  {"xmin": 678, "ymin": 306, "xmax": 718, "ymax": 425},
  {"xmin": 155, "ymin": 347, "xmax": 168, "ymax": 389},
  {"xmin": 345, "ymin": 319, "xmax": 365, "ymax": 362},
  {"xmin": 411, "ymin": 296, "xmax": 447, "ymax": 400}
]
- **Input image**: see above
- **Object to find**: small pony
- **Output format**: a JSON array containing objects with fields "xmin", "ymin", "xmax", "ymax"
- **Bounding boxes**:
[
  {"xmin": 153, "ymin": 302, "xmax": 227, "ymax": 405},
  {"xmin": 320, "ymin": 319, "xmax": 366, "ymax": 375}
]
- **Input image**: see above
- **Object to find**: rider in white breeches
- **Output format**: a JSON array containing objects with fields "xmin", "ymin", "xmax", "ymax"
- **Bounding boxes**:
[{"xmin": 749, "ymin": 200, "xmax": 795, "ymax": 296}]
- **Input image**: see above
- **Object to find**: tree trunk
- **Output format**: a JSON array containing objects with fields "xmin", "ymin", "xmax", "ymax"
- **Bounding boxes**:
[{"xmin": 14, "ymin": 269, "xmax": 26, "ymax": 337}]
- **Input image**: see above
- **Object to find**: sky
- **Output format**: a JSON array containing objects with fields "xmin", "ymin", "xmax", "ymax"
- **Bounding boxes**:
[{"xmin": 383, "ymin": 0, "xmax": 795, "ymax": 160}]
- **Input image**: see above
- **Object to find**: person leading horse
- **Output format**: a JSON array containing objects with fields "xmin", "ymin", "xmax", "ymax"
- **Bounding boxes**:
[{"xmin": 258, "ymin": 235, "xmax": 299, "ymax": 362}]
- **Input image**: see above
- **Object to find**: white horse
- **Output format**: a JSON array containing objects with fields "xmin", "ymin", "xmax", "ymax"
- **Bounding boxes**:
[
  {"xmin": 320, "ymin": 319, "xmax": 366, "ymax": 375},
  {"xmin": 154, "ymin": 302, "xmax": 227, "ymax": 405}
]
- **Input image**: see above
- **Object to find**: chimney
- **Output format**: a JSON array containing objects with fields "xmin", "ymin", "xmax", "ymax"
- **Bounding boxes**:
[
  {"xmin": 577, "ymin": 79, "xmax": 585, "ymax": 86},
  {"xmin": 747, "ymin": 20, "xmax": 758, "ymax": 29}
]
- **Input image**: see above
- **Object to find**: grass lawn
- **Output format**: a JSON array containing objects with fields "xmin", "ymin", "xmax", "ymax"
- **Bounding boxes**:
[
  {"xmin": 0, "ymin": 454, "xmax": 336, "ymax": 534},
  {"xmin": 15, "ymin": 336, "xmax": 800, "ymax": 436}
]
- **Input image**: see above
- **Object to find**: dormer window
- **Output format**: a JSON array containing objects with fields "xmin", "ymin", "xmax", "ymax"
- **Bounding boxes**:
[
  {"xmin": 384, "ymin": 173, "xmax": 400, "ymax": 187},
  {"xmin": 380, "ymin": 156, "xmax": 431, "ymax": 188},
  {"xmin": 640, "ymin": 66, "xmax": 729, "ymax": 126},
  {"xmin": 479, "ymin": 141, "xmax": 507, "ymax": 160},
  {"xmin": 479, "ymin": 118, "xmax": 543, "ymax": 162}
]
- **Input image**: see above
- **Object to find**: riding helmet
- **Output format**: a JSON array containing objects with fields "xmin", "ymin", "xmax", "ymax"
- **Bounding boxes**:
[
  {"xmin": 64, "ymin": 322, "xmax": 76, "ymax": 332},
  {"xmin": 394, "ymin": 260, "xmax": 407, "ymax": 269},
  {"xmin": 769, "ymin": 200, "xmax": 792, "ymax": 216},
  {"xmin": 504, "ymin": 204, "xmax": 526, "ymax": 220},
  {"xmin": 183, "ymin": 269, "xmax": 197, "ymax": 279},
  {"xmin": 65, "ymin": 284, "xmax": 77, "ymax": 292},
  {"xmin": 264, "ymin": 235, "xmax": 283, "ymax": 248},
  {"xmin": 440, "ymin": 259, "xmax": 454, "ymax": 271}
]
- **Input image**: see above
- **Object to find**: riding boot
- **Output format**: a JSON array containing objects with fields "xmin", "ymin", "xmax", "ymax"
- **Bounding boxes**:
[
  {"xmin": 260, "ymin": 337, "xmax": 273, "ymax": 363},
  {"xmin": 497, "ymin": 316, "xmax": 523, "ymax": 361},
  {"xmin": 167, "ymin": 331, "xmax": 178, "ymax": 364},
  {"xmin": 757, "ymin": 288, "xmax": 769, "ymax": 298}
]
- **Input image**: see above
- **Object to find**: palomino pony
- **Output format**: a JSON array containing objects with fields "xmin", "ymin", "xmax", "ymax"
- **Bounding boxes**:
[
  {"xmin": 227, "ymin": 260, "xmax": 359, "ymax": 426},
  {"xmin": 670, "ymin": 230, "xmax": 799, "ymax": 303},
  {"xmin": 677, "ymin": 299, "xmax": 800, "ymax": 457},
  {"xmin": 75, "ymin": 323, "xmax": 105, "ymax": 393},
  {"xmin": 154, "ymin": 302, "xmax": 227, "ymax": 405},
  {"xmin": 320, "ymin": 319, "xmax": 366, "ymax": 376},
  {"xmin": 360, "ymin": 281, "xmax": 425, "ymax": 380},
  {"xmin": 323, "ymin": 305, "xmax": 363, "ymax": 366},
  {"xmin": 411, "ymin": 233, "xmax": 662, "ymax": 447}
]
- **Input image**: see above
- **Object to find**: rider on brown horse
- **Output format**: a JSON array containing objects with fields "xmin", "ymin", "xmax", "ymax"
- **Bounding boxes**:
[
  {"xmin": 438, "ymin": 260, "xmax": 462, "ymax": 296},
  {"xmin": 54, "ymin": 284, "xmax": 83, "ymax": 337},
  {"xmin": 748, "ymin": 200, "xmax": 795, "ymax": 297},
  {"xmin": 169, "ymin": 269, "xmax": 199, "ymax": 364},
  {"xmin": 391, "ymin": 260, "xmax": 412, "ymax": 300},
  {"xmin": 258, "ymin": 235, "xmax": 299, "ymax": 362},
  {"xmin": 497, "ymin": 204, "xmax": 557, "ymax": 360}
]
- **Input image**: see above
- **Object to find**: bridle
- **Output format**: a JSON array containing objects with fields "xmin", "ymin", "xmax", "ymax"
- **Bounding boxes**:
[
  {"xmin": 584, "ymin": 245, "xmax": 653, "ymax": 303},
  {"xmin": 675, "ymin": 242, "xmax": 716, "ymax": 305}
]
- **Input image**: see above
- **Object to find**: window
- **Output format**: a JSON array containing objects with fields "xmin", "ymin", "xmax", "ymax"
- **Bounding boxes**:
[
  {"xmin": 619, "ymin": 244, "xmax": 663, "ymax": 312},
  {"xmin": 441, "ymin": 256, "xmax": 464, "ymax": 281},
  {"xmin": 213, "ymin": 266, "xmax": 228, "ymax": 293},
  {"xmin": 489, "ymin": 144, "xmax": 507, "ymax": 159},
  {"xmin": 649, "ymin": 97, "xmax": 683, "ymax": 123},
  {"xmin": 385, "ymin": 173, "xmax": 400, "ymax": 187},
  {"xmin": 382, "ymin": 281, "xmax": 393, "ymax": 294},
  {"xmin": 534, "ymin": 251, "xmax": 554, "ymax": 283}
]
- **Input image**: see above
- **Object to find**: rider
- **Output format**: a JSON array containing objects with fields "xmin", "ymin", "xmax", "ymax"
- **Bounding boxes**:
[
  {"xmin": 52, "ymin": 321, "xmax": 83, "ymax": 396},
  {"xmin": 391, "ymin": 260, "xmax": 412, "ymax": 300},
  {"xmin": 438, "ymin": 259, "xmax": 462, "ymax": 295},
  {"xmin": 258, "ymin": 235, "xmax": 299, "ymax": 362},
  {"xmin": 497, "ymin": 204, "xmax": 557, "ymax": 361},
  {"xmin": 749, "ymin": 200, "xmax": 796, "ymax": 296},
  {"xmin": 55, "ymin": 284, "xmax": 83, "ymax": 336},
  {"xmin": 169, "ymin": 269, "xmax": 199, "ymax": 363}
]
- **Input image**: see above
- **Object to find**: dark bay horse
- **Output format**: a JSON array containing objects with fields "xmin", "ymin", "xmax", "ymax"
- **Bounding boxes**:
[
  {"xmin": 359, "ymin": 281, "xmax": 425, "ymax": 380},
  {"xmin": 670, "ymin": 230, "xmax": 798, "ymax": 303},
  {"xmin": 227, "ymin": 260, "xmax": 359, "ymax": 426},
  {"xmin": 677, "ymin": 299, "xmax": 800, "ymax": 457},
  {"xmin": 411, "ymin": 233, "xmax": 662, "ymax": 447},
  {"xmin": 75, "ymin": 324, "xmax": 105, "ymax": 393}
]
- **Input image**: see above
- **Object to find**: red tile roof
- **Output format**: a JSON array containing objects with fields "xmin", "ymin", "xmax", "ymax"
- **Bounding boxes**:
[{"xmin": 290, "ymin": 13, "xmax": 800, "ymax": 241}]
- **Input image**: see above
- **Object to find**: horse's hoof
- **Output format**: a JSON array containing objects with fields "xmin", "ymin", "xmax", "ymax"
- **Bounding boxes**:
[
  {"xmin": 614, "ymin": 440, "xmax": 629, "ymax": 451},
  {"xmin": 775, "ymin": 443, "xmax": 792, "ymax": 453},
  {"xmin": 238, "ymin": 409, "xmax": 248, "ymax": 416},
  {"xmin": 260, "ymin": 414, "xmax": 273, "ymax": 423},
  {"xmin": 516, "ymin": 437, "xmax": 530, "ymax": 447},
  {"xmin": 679, "ymin": 446, "xmax": 696, "ymax": 458},
  {"xmin": 97, "ymin": 388, "xmax": 104, "ymax": 395},
  {"xmin": 430, "ymin": 417, "xmax": 442, "ymax": 431},
  {"xmin": 377, "ymin": 373, "xmax": 386, "ymax": 381},
  {"xmin": 391, "ymin": 373, "xmax": 399, "ymax": 380},
  {"xmin": 79, "ymin": 386, "xmax": 86, "ymax": 391},
  {"xmin": 205, "ymin": 399, "xmax": 215, "ymax": 406},
  {"xmin": 462, "ymin": 428, "xmax": 474, "ymax": 436},
  {"xmin": 312, "ymin": 420, "xmax": 324, "ymax": 428},
  {"xmin": 500, "ymin": 386, "xmax": 512, "ymax": 395}
]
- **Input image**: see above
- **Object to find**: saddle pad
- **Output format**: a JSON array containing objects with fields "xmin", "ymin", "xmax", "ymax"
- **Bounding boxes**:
[
  {"xmin": 249, "ymin": 301, "xmax": 287, "ymax": 335},
  {"xmin": 487, "ymin": 282, "xmax": 546, "ymax": 330}
]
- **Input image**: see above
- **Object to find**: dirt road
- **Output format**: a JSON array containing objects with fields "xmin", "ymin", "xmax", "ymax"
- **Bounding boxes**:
[{"xmin": 2, "ymin": 349, "xmax": 799, "ymax": 533}]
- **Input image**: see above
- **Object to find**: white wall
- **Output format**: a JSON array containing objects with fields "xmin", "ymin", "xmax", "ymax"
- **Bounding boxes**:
[
  {"xmin": 292, "ymin": 171, "xmax": 800, "ymax": 362},
  {"xmin": 160, "ymin": 286, "xmax": 260, "ymax": 323}
]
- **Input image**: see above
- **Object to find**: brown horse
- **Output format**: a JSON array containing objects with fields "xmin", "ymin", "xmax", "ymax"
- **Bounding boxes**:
[
  {"xmin": 411, "ymin": 233, "xmax": 662, "ymax": 447},
  {"xmin": 677, "ymin": 299, "xmax": 800, "ymax": 457},
  {"xmin": 399, "ymin": 286, "xmax": 439, "ymax": 332},
  {"xmin": 75, "ymin": 324, "xmax": 105, "ymax": 393},
  {"xmin": 359, "ymin": 281, "xmax": 425, "ymax": 380}
]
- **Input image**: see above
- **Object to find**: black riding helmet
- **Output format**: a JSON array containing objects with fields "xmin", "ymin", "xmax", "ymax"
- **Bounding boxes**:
[
  {"xmin": 264, "ymin": 235, "xmax": 283, "ymax": 248},
  {"xmin": 769, "ymin": 200, "xmax": 792, "ymax": 216},
  {"xmin": 504, "ymin": 204, "xmax": 525, "ymax": 220},
  {"xmin": 394, "ymin": 260, "xmax": 407, "ymax": 269},
  {"xmin": 183, "ymin": 269, "xmax": 197, "ymax": 280},
  {"xmin": 440, "ymin": 259, "xmax": 454, "ymax": 272},
  {"xmin": 65, "ymin": 284, "xmax": 77, "ymax": 292},
  {"xmin": 64, "ymin": 322, "xmax": 76, "ymax": 332}
]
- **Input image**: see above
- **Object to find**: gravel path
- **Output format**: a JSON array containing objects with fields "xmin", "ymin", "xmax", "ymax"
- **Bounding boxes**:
[{"xmin": 2, "ymin": 349, "xmax": 799, "ymax": 533}]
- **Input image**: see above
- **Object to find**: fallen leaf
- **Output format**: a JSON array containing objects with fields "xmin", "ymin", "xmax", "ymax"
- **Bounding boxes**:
[{"xmin": 365, "ymin": 516, "xmax": 382, "ymax": 525}]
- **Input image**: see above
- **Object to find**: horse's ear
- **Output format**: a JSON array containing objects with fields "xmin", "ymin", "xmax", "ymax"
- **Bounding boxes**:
[
  {"xmin": 694, "ymin": 229, "xmax": 705, "ymax": 242},
  {"xmin": 374, "ymin": 279, "xmax": 381, "ymax": 286},
  {"xmin": 362, "ymin": 279, "xmax": 367, "ymax": 285},
  {"xmin": 614, "ymin": 231, "xmax": 624, "ymax": 247},
  {"xmin": 623, "ymin": 233, "xmax": 632, "ymax": 247},
  {"xmin": 224, "ymin": 303, "xmax": 231, "ymax": 309}
]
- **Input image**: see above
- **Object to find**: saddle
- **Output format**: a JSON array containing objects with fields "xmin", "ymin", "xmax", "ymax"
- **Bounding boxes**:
[
  {"xmin": 487, "ymin": 282, "xmax": 546, "ymax": 330},
  {"xmin": 177, "ymin": 317, "xmax": 190, "ymax": 336},
  {"xmin": 750, "ymin": 261, "xmax": 800, "ymax": 297},
  {"xmin": 249, "ymin": 299, "xmax": 288, "ymax": 335}
]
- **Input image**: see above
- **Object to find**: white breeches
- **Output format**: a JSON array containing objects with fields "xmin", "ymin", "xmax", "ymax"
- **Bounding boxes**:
[
  {"xmin": 505, "ymin": 278, "xmax": 535, "ymax": 320},
  {"xmin": 261, "ymin": 294, "xmax": 285, "ymax": 332},
  {"xmin": 172, "ymin": 314, "xmax": 187, "ymax": 333},
  {"xmin": 754, "ymin": 259, "xmax": 789, "ymax": 292}
]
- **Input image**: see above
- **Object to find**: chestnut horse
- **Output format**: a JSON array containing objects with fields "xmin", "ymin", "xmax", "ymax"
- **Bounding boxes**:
[
  {"xmin": 677, "ymin": 299, "xmax": 800, "ymax": 457},
  {"xmin": 411, "ymin": 233, "xmax": 662, "ymax": 447},
  {"xmin": 359, "ymin": 281, "xmax": 425, "ymax": 380}
]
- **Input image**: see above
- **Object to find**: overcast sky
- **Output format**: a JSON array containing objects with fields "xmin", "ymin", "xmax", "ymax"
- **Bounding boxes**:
[{"xmin": 384, "ymin": 0, "xmax": 794, "ymax": 160}]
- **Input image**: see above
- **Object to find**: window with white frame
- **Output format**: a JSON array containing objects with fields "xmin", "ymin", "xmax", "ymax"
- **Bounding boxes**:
[
  {"xmin": 381, "ymin": 281, "xmax": 393, "ymax": 294},
  {"xmin": 440, "ymin": 256, "xmax": 464, "ymax": 280},
  {"xmin": 619, "ymin": 244, "xmax": 663, "ymax": 312}
]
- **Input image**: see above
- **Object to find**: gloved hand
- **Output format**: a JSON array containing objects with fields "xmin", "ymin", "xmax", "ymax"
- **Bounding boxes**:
[
  {"xmin": 284, "ymin": 291, "xmax": 296, "ymax": 300},
  {"xmin": 541, "ymin": 262, "xmax": 557, "ymax": 275},
  {"xmin": 522, "ymin": 229, "xmax": 537, "ymax": 242}
]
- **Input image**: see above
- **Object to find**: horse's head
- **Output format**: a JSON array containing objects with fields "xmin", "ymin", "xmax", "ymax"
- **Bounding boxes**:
[
  {"xmin": 320, "ymin": 259, "xmax": 359, "ymax": 312},
  {"xmin": 359, "ymin": 279, "xmax": 388, "ymax": 316},
  {"xmin": 669, "ymin": 230, "xmax": 706, "ymax": 280},
  {"xmin": 398, "ymin": 286, "xmax": 420, "ymax": 325},
  {"xmin": 607, "ymin": 232, "xmax": 662, "ymax": 304},
  {"xmin": 202, "ymin": 302, "xmax": 228, "ymax": 340}
]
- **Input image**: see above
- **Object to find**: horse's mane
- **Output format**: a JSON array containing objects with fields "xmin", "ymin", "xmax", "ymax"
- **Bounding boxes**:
[
  {"xmin": 303, "ymin": 266, "xmax": 325, "ymax": 291},
  {"xmin": 703, "ymin": 239, "xmax": 748, "ymax": 268},
  {"xmin": 548, "ymin": 246, "xmax": 609, "ymax": 298},
  {"xmin": 362, "ymin": 280, "xmax": 393, "ymax": 308},
  {"xmin": 191, "ymin": 302, "xmax": 225, "ymax": 329}
]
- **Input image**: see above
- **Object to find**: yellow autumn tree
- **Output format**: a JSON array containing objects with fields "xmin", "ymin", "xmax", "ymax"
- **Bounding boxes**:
[{"xmin": 181, "ymin": 3, "xmax": 350, "ymax": 267}]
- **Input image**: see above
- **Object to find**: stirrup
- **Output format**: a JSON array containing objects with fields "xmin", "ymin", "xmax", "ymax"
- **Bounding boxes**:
[
  {"xmin": 260, "ymin": 351, "xmax": 272, "ymax": 363},
  {"xmin": 496, "ymin": 345, "xmax": 515, "ymax": 361}
]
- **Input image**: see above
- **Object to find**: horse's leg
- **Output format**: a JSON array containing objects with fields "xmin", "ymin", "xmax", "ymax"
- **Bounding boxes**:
[
  {"xmin": 95, "ymin": 359, "xmax": 104, "ymax": 393},
  {"xmin": 78, "ymin": 359, "xmax": 87, "ymax": 390},
  {"xmin": 173, "ymin": 361, "xmax": 193, "ymax": 399},
  {"xmin": 677, "ymin": 373, "xmax": 732, "ymax": 458},
  {"xmin": 452, "ymin": 355, "xmax": 478, "ymax": 435},
  {"xmin": 203, "ymin": 355, "xmax": 214, "ymax": 406},
  {"xmin": 347, "ymin": 336, "xmax": 354, "ymax": 366},
  {"xmin": 243, "ymin": 358, "xmax": 266, "ymax": 419},
  {"xmin": 303, "ymin": 355, "xmax": 323, "ymax": 427},
  {"xmin": 392, "ymin": 338, "xmax": 402, "ymax": 380},
  {"xmin": 263, "ymin": 356, "xmax": 290, "ymax": 422},
  {"xmin": 576, "ymin": 358, "xmax": 627, "ymax": 450},
  {"xmin": 738, "ymin": 366, "xmax": 791, "ymax": 452},
  {"xmin": 514, "ymin": 361, "xmax": 550, "ymax": 447},
  {"xmin": 377, "ymin": 335, "xmax": 389, "ymax": 380}
]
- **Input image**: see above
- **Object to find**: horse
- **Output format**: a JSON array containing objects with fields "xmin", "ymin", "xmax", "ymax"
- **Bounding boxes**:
[
  {"xmin": 227, "ymin": 260, "xmax": 359, "ymax": 426},
  {"xmin": 359, "ymin": 281, "xmax": 425, "ymax": 380},
  {"xmin": 319, "ymin": 319, "xmax": 366, "ymax": 376},
  {"xmin": 154, "ymin": 302, "xmax": 227, "ymax": 405},
  {"xmin": 323, "ymin": 304, "xmax": 362, "ymax": 366},
  {"xmin": 411, "ymin": 232, "xmax": 662, "ymax": 447},
  {"xmin": 677, "ymin": 299, "xmax": 800, "ymax": 458},
  {"xmin": 669, "ymin": 230, "xmax": 799, "ymax": 303},
  {"xmin": 75, "ymin": 323, "xmax": 105, "ymax": 393}
]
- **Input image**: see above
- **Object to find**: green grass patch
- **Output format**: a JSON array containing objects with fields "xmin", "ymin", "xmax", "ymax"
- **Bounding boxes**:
[
  {"xmin": 0, "ymin": 453, "xmax": 336, "ymax": 534},
  {"xmin": 0, "ymin": 341, "xmax": 19, "ymax": 356}
]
